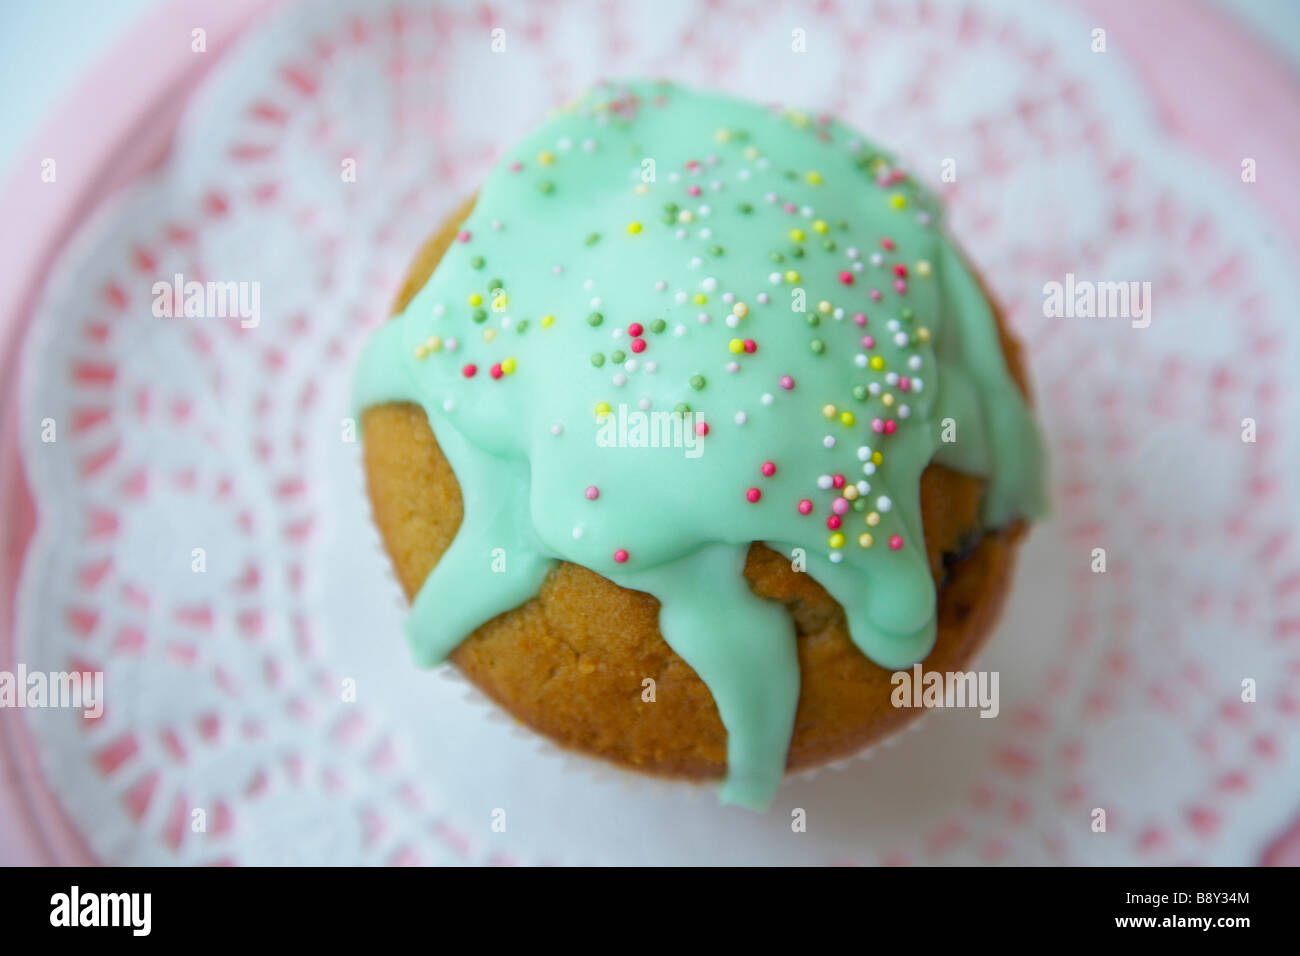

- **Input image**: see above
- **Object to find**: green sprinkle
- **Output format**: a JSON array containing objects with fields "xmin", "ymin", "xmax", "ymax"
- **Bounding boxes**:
[
  {"xmin": 664, "ymin": 202, "xmax": 679, "ymax": 215},
  {"xmin": 538, "ymin": 180, "xmax": 554, "ymax": 194},
  {"xmin": 516, "ymin": 319, "xmax": 529, "ymax": 334},
  {"xmin": 674, "ymin": 402, "xmax": 691, "ymax": 415},
  {"xmin": 470, "ymin": 256, "xmax": 484, "ymax": 270},
  {"xmin": 587, "ymin": 312, "xmax": 604, "ymax": 327},
  {"xmin": 611, "ymin": 350, "xmax": 626, "ymax": 364},
  {"xmin": 901, "ymin": 306, "xmax": 915, "ymax": 321},
  {"xmin": 852, "ymin": 385, "xmax": 868, "ymax": 401},
  {"xmin": 689, "ymin": 375, "xmax": 706, "ymax": 391},
  {"xmin": 472, "ymin": 309, "xmax": 487, "ymax": 323},
  {"xmin": 769, "ymin": 251, "xmax": 785, "ymax": 263},
  {"xmin": 836, "ymin": 218, "xmax": 849, "ymax": 230},
  {"xmin": 591, "ymin": 353, "xmax": 605, "ymax": 367},
  {"xmin": 488, "ymin": 277, "xmax": 504, "ymax": 292},
  {"xmin": 806, "ymin": 315, "xmax": 820, "ymax": 327},
  {"xmin": 822, "ymin": 239, "xmax": 837, "ymax": 252},
  {"xmin": 810, "ymin": 339, "xmax": 825, "ymax": 354},
  {"xmin": 738, "ymin": 202, "xmax": 753, "ymax": 214},
  {"xmin": 585, "ymin": 232, "xmax": 601, "ymax": 246},
  {"xmin": 709, "ymin": 245, "xmax": 724, "ymax": 257},
  {"xmin": 852, "ymin": 499, "xmax": 867, "ymax": 512},
  {"xmin": 660, "ymin": 211, "xmax": 675, "ymax": 224},
  {"xmin": 650, "ymin": 318, "xmax": 667, "ymax": 334},
  {"xmin": 789, "ymin": 245, "xmax": 804, "ymax": 259},
  {"xmin": 784, "ymin": 169, "xmax": 798, "ymax": 181}
]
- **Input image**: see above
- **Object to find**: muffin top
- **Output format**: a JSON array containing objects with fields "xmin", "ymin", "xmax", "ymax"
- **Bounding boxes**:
[{"xmin": 356, "ymin": 80, "xmax": 1046, "ymax": 807}]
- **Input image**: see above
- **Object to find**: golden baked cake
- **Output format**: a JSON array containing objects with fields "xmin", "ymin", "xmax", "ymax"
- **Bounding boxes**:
[{"xmin": 355, "ymin": 80, "xmax": 1047, "ymax": 808}]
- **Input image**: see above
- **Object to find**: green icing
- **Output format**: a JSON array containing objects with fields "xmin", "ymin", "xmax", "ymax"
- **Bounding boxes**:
[{"xmin": 354, "ymin": 80, "xmax": 1048, "ymax": 810}]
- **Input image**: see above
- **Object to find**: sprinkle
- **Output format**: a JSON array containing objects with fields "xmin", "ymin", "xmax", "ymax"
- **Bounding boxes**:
[
  {"xmin": 690, "ymin": 374, "xmax": 706, "ymax": 390},
  {"xmin": 823, "ymin": 435, "xmax": 836, "ymax": 448},
  {"xmin": 839, "ymin": 271, "xmax": 854, "ymax": 285},
  {"xmin": 806, "ymin": 171, "xmax": 823, "ymax": 185},
  {"xmin": 810, "ymin": 339, "xmax": 825, "ymax": 354},
  {"xmin": 827, "ymin": 516, "xmax": 841, "ymax": 530},
  {"xmin": 822, "ymin": 404, "xmax": 836, "ymax": 419},
  {"xmin": 588, "ymin": 312, "xmax": 604, "ymax": 327},
  {"xmin": 761, "ymin": 393, "xmax": 774, "ymax": 405},
  {"xmin": 840, "ymin": 412, "xmax": 855, "ymax": 426},
  {"xmin": 829, "ymin": 532, "xmax": 845, "ymax": 549},
  {"xmin": 761, "ymin": 461, "xmax": 776, "ymax": 477},
  {"xmin": 729, "ymin": 338, "xmax": 745, "ymax": 354},
  {"xmin": 541, "ymin": 314, "xmax": 555, "ymax": 328},
  {"xmin": 538, "ymin": 150, "xmax": 554, "ymax": 165},
  {"xmin": 877, "ymin": 496, "xmax": 893, "ymax": 512},
  {"xmin": 488, "ymin": 362, "xmax": 503, "ymax": 378},
  {"xmin": 551, "ymin": 424, "xmax": 563, "ymax": 436},
  {"xmin": 572, "ymin": 527, "xmax": 584, "ymax": 540},
  {"xmin": 456, "ymin": 230, "xmax": 472, "ymax": 243},
  {"xmin": 798, "ymin": 499, "xmax": 813, "ymax": 515},
  {"xmin": 784, "ymin": 270, "xmax": 800, "ymax": 283},
  {"xmin": 858, "ymin": 533, "xmax": 874, "ymax": 548},
  {"xmin": 746, "ymin": 488, "xmax": 762, "ymax": 503},
  {"xmin": 866, "ymin": 511, "xmax": 881, "ymax": 527},
  {"xmin": 462, "ymin": 363, "xmax": 477, "ymax": 377},
  {"xmin": 614, "ymin": 549, "xmax": 629, "ymax": 563},
  {"xmin": 502, "ymin": 358, "xmax": 516, "ymax": 375},
  {"xmin": 735, "ymin": 411, "xmax": 748, "ymax": 425},
  {"xmin": 889, "ymin": 193, "xmax": 906, "ymax": 209},
  {"xmin": 695, "ymin": 421, "xmax": 709, "ymax": 437},
  {"xmin": 889, "ymin": 535, "xmax": 904, "ymax": 551},
  {"xmin": 779, "ymin": 375, "xmax": 795, "ymax": 390},
  {"xmin": 916, "ymin": 260, "xmax": 932, "ymax": 277},
  {"xmin": 733, "ymin": 302, "xmax": 749, "ymax": 318},
  {"xmin": 627, "ymin": 221, "xmax": 643, "ymax": 235},
  {"xmin": 585, "ymin": 486, "xmax": 600, "ymax": 500},
  {"xmin": 414, "ymin": 345, "xmax": 428, "ymax": 359},
  {"xmin": 595, "ymin": 401, "xmax": 611, "ymax": 418}
]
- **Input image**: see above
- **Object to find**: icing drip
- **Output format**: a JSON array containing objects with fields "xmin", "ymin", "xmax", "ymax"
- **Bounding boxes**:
[{"xmin": 355, "ymin": 80, "xmax": 1047, "ymax": 809}]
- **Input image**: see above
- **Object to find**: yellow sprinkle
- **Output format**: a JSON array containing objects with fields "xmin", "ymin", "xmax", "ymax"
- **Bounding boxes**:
[
  {"xmin": 541, "ymin": 314, "xmax": 555, "ymax": 328},
  {"xmin": 789, "ymin": 228, "xmax": 806, "ymax": 242},
  {"xmin": 843, "ymin": 485, "xmax": 858, "ymax": 501},
  {"xmin": 915, "ymin": 260, "xmax": 932, "ymax": 277},
  {"xmin": 501, "ymin": 358, "xmax": 516, "ymax": 375},
  {"xmin": 806, "ymin": 171, "xmax": 823, "ymax": 185},
  {"xmin": 882, "ymin": 393, "xmax": 894, "ymax": 408},
  {"xmin": 812, "ymin": 220, "xmax": 828, "ymax": 234},
  {"xmin": 732, "ymin": 302, "xmax": 749, "ymax": 318},
  {"xmin": 483, "ymin": 329, "xmax": 496, "ymax": 342},
  {"xmin": 858, "ymin": 533, "xmax": 874, "ymax": 548},
  {"xmin": 840, "ymin": 411, "xmax": 855, "ymax": 426},
  {"xmin": 729, "ymin": 338, "xmax": 745, "ymax": 354},
  {"xmin": 743, "ymin": 146, "xmax": 759, "ymax": 160},
  {"xmin": 538, "ymin": 150, "xmax": 554, "ymax": 165},
  {"xmin": 714, "ymin": 128, "xmax": 731, "ymax": 144},
  {"xmin": 872, "ymin": 451, "xmax": 883, "ymax": 466},
  {"xmin": 468, "ymin": 293, "xmax": 483, "ymax": 306},
  {"xmin": 821, "ymin": 404, "xmax": 836, "ymax": 419},
  {"xmin": 829, "ymin": 532, "xmax": 845, "ymax": 549},
  {"xmin": 917, "ymin": 327, "xmax": 931, "ymax": 343},
  {"xmin": 678, "ymin": 210, "xmax": 694, "ymax": 224},
  {"xmin": 414, "ymin": 345, "xmax": 428, "ymax": 360},
  {"xmin": 866, "ymin": 512, "xmax": 881, "ymax": 527},
  {"xmin": 426, "ymin": 336, "xmax": 443, "ymax": 352},
  {"xmin": 693, "ymin": 293, "xmax": 708, "ymax": 305},
  {"xmin": 634, "ymin": 183, "xmax": 650, "ymax": 195},
  {"xmin": 595, "ymin": 402, "xmax": 611, "ymax": 418},
  {"xmin": 784, "ymin": 270, "xmax": 800, "ymax": 283},
  {"xmin": 870, "ymin": 356, "xmax": 885, "ymax": 371},
  {"xmin": 627, "ymin": 221, "xmax": 643, "ymax": 235},
  {"xmin": 789, "ymin": 111, "xmax": 810, "ymax": 128},
  {"xmin": 890, "ymin": 193, "xmax": 907, "ymax": 209},
  {"xmin": 818, "ymin": 300, "xmax": 832, "ymax": 315}
]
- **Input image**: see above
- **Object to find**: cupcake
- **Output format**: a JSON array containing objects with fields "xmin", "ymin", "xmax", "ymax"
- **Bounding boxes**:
[{"xmin": 355, "ymin": 80, "xmax": 1047, "ymax": 809}]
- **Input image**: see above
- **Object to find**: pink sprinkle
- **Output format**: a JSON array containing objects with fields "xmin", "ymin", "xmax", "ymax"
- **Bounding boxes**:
[
  {"xmin": 614, "ymin": 549, "xmax": 629, "ymax": 563},
  {"xmin": 456, "ymin": 230, "xmax": 471, "ymax": 243},
  {"xmin": 832, "ymin": 498, "xmax": 849, "ymax": 516},
  {"xmin": 489, "ymin": 363, "xmax": 503, "ymax": 379},
  {"xmin": 509, "ymin": 161, "xmax": 523, "ymax": 172},
  {"xmin": 797, "ymin": 499, "xmax": 813, "ymax": 515},
  {"xmin": 832, "ymin": 474, "xmax": 846, "ymax": 489},
  {"xmin": 839, "ymin": 271, "xmax": 854, "ymax": 285},
  {"xmin": 686, "ymin": 159, "xmax": 700, "ymax": 170},
  {"xmin": 746, "ymin": 488, "xmax": 762, "ymax": 503},
  {"xmin": 462, "ymin": 364, "xmax": 477, "ymax": 378},
  {"xmin": 894, "ymin": 279, "xmax": 907, "ymax": 294},
  {"xmin": 743, "ymin": 339, "xmax": 757, "ymax": 354},
  {"xmin": 884, "ymin": 420, "xmax": 897, "ymax": 435},
  {"xmin": 881, "ymin": 237, "xmax": 895, "ymax": 251},
  {"xmin": 628, "ymin": 322, "xmax": 643, "ymax": 336},
  {"xmin": 761, "ymin": 461, "xmax": 776, "ymax": 477},
  {"xmin": 783, "ymin": 202, "xmax": 797, "ymax": 213},
  {"xmin": 695, "ymin": 421, "xmax": 709, "ymax": 437},
  {"xmin": 899, "ymin": 377, "xmax": 911, "ymax": 391},
  {"xmin": 869, "ymin": 289, "xmax": 883, "ymax": 301},
  {"xmin": 862, "ymin": 335, "xmax": 875, "ymax": 349},
  {"xmin": 827, "ymin": 515, "xmax": 842, "ymax": 530},
  {"xmin": 585, "ymin": 485, "xmax": 600, "ymax": 500},
  {"xmin": 779, "ymin": 375, "xmax": 795, "ymax": 390},
  {"xmin": 687, "ymin": 184, "xmax": 701, "ymax": 196},
  {"xmin": 871, "ymin": 418, "xmax": 884, "ymax": 433},
  {"xmin": 889, "ymin": 535, "xmax": 903, "ymax": 551},
  {"xmin": 631, "ymin": 338, "xmax": 646, "ymax": 353},
  {"xmin": 853, "ymin": 312, "xmax": 867, "ymax": 327},
  {"xmin": 893, "ymin": 264, "xmax": 908, "ymax": 277}
]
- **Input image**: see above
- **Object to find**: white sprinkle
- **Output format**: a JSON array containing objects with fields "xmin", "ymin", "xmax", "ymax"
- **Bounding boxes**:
[
  {"xmin": 898, "ymin": 405, "xmax": 911, "ymax": 418},
  {"xmin": 668, "ymin": 171, "xmax": 680, "ymax": 183},
  {"xmin": 877, "ymin": 496, "xmax": 893, "ymax": 513},
  {"xmin": 886, "ymin": 372, "xmax": 899, "ymax": 385},
  {"xmin": 768, "ymin": 272, "xmax": 782, "ymax": 284},
  {"xmin": 675, "ymin": 291, "xmax": 689, "ymax": 304},
  {"xmin": 868, "ymin": 382, "xmax": 882, "ymax": 396},
  {"xmin": 735, "ymin": 411, "xmax": 748, "ymax": 425},
  {"xmin": 572, "ymin": 527, "xmax": 584, "ymax": 540},
  {"xmin": 738, "ymin": 169, "xmax": 751, "ymax": 180},
  {"xmin": 698, "ymin": 205, "xmax": 712, "ymax": 217},
  {"xmin": 582, "ymin": 138, "xmax": 596, "ymax": 151},
  {"xmin": 801, "ymin": 205, "xmax": 813, "ymax": 217},
  {"xmin": 726, "ymin": 314, "xmax": 740, "ymax": 328},
  {"xmin": 645, "ymin": 361, "xmax": 659, "ymax": 373},
  {"xmin": 855, "ymin": 354, "xmax": 868, "ymax": 368},
  {"xmin": 491, "ymin": 219, "xmax": 503, "ymax": 231},
  {"xmin": 846, "ymin": 247, "xmax": 860, "ymax": 259},
  {"xmin": 856, "ymin": 480, "xmax": 870, "ymax": 495},
  {"xmin": 590, "ymin": 296, "xmax": 603, "ymax": 308},
  {"xmin": 611, "ymin": 328, "xmax": 625, "ymax": 340},
  {"xmin": 553, "ymin": 265, "xmax": 564, "ymax": 275},
  {"xmin": 624, "ymin": 359, "xmax": 639, "ymax": 373},
  {"xmin": 446, "ymin": 338, "xmax": 460, "ymax": 352},
  {"xmin": 654, "ymin": 279, "xmax": 668, "ymax": 292},
  {"xmin": 912, "ymin": 379, "xmax": 924, "ymax": 392},
  {"xmin": 852, "ymin": 261, "xmax": 864, "ymax": 273},
  {"xmin": 722, "ymin": 292, "xmax": 735, "ymax": 304},
  {"xmin": 675, "ymin": 228, "xmax": 688, "ymax": 240},
  {"xmin": 710, "ymin": 180, "xmax": 723, "ymax": 191},
  {"xmin": 551, "ymin": 423, "xmax": 564, "ymax": 436},
  {"xmin": 870, "ymin": 252, "xmax": 884, "ymax": 266},
  {"xmin": 699, "ymin": 227, "xmax": 713, "ymax": 240},
  {"xmin": 584, "ymin": 278, "xmax": 596, "ymax": 291},
  {"xmin": 674, "ymin": 325, "xmax": 687, "ymax": 337},
  {"xmin": 824, "ymin": 434, "xmax": 838, "ymax": 449},
  {"xmin": 726, "ymin": 361, "xmax": 740, "ymax": 373},
  {"xmin": 863, "ymin": 462, "xmax": 877, "ymax": 476},
  {"xmin": 761, "ymin": 392, "xmax": 774, "ymax": 405},
  {"xmin": 888, "ymin": 319, "xmax": 901, "ymax": 332},
  {"xmin": 612, "ymin": 372, "xmax": 627, "ymax": 387},
  {"xmin": 702, "ymin": 277, "xmax": 719, "ymax": 292},
  {"xmin": 688, "ymin": 256, "xmax": 702, "ymax": 269},
  {"xmin": 443, "ymin": 399, "xmax": 455, "ymax": 412},
  {"xmin": 697, "ymin": 313, "xmax": 710, "ymax": 324},
  {"xmin": 909, "ymin": 356, "xmax": 923, "ymax": 370},
  {"xmin": 433, "ymin": 303, "xmax": 446, "ymax": 317},
  {"xmin": 764, "ymin": 191, "xmax": 778, "ymax": 203},
  {"xmin": 638, "ymin": 397, "xmax": 651, "ymax": 411},
  {"xmin": 817, "ymin": 474, "xmax": 833, "ymax": 489},
  {"xmin": 833, "ymin": 308, "xmax": 845, "ymax": 320},
  {"xmin": 829, "ymin": 552, "xmax": 843, "ymax": 563},
  {"xmin": 757, "ymin": 292, "xmax": 770, "ymax": 305},
  {"xmin": 857, "ymin": 446, "xmax": 871, "ymax": 461},
  {"xmin": 557, "ymin": 137, "xmax": 572, "ymax": 151}
]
